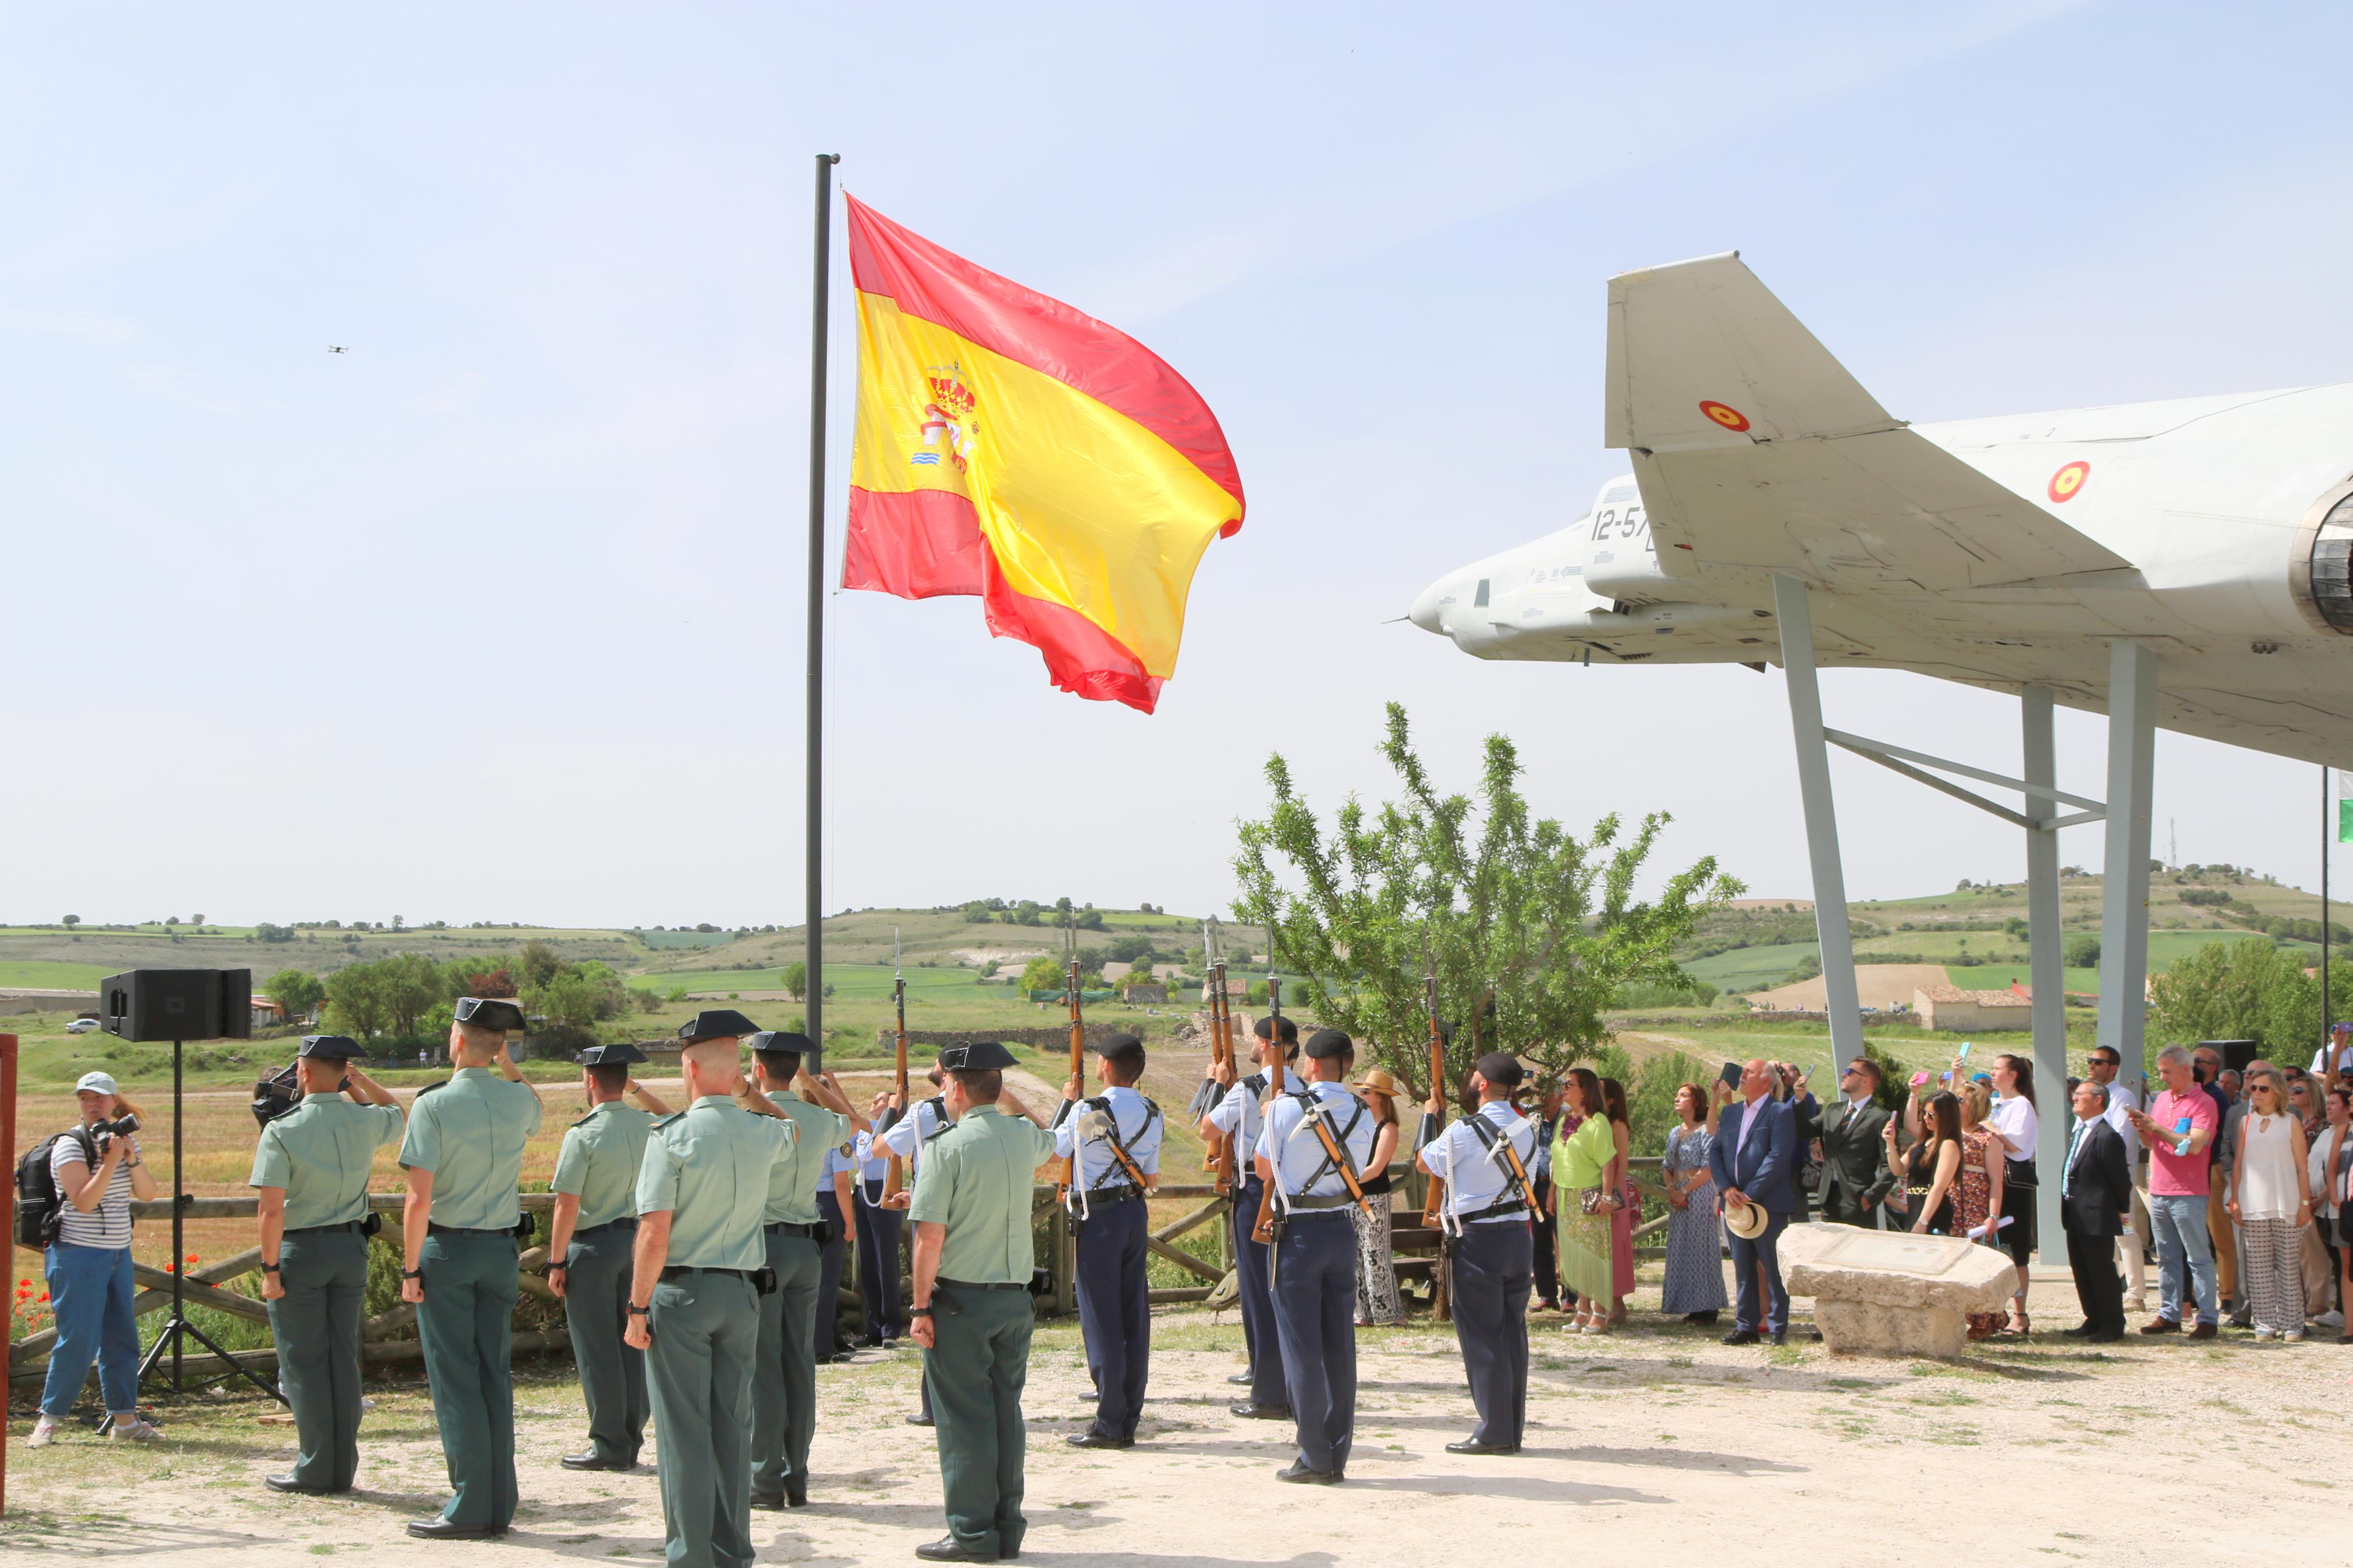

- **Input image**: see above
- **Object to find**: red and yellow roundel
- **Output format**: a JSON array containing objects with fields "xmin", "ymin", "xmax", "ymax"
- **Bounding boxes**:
[
  {"xmin": 2047, "ymin": 460, "xmax": 2090, "ymax": 503},
  {"xmin": 1699, "ymin": 399, "xmax": 1751, "ymax": 433}
]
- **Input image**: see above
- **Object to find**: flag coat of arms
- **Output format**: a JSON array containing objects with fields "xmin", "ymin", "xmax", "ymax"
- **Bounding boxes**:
[{"xmin": 839, "ymin": 195, "xmax": 1244, "ymax": 713}]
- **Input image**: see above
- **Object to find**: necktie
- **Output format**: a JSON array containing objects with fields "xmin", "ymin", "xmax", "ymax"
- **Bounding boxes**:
[{"xmin": 2064, "ymin": 1122, "xmax": 2083, "ymax": 1198}]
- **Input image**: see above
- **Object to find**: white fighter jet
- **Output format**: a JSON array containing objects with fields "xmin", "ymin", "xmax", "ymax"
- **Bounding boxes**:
[
  {"xmin": 1405, "ymin": 253, "xmax": 2353, "ymax": 1260},
  {"xmin": 1408, "ymin": 253, "xmax": 2353, "ymax": 767}
]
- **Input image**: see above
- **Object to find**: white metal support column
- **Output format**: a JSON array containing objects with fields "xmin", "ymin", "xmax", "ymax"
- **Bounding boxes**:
[
  {"xmin": 1774, "ymin": 573, "xmax": 1863, "ymax": 1066},
  {"xmin": 2098, "ymin": 641, "xmax": 2158, "ymax": 1085},
  {"xmin": 2021, "ymin": 687, "xmax": 2067, "ymax": 1264}
]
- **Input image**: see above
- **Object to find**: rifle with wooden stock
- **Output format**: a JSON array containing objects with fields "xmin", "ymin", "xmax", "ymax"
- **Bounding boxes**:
[
  {"xmin": 1053, "ymin": 951, "xmax": 1085, "ymax": 1207},
  {"xmin": 881, "ymin": 929, "xmax": 911, "ymax": 1206},
  {"xmin": 1206, "ymin": 960, "xmax": 1234, "ymax": 1193},
  {"xmin": 1418, "ymin": 937, "xmax": 1452, "ymax": 1321},
  {"xmin": 1250, "ymin": 966, "xmax": 1284, "ymax": 1245}
]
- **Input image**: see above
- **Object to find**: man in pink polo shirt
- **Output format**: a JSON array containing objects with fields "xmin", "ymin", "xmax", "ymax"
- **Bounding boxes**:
[{"xmin": 2125, "ymin": 1044, "xmax": 2220, "ymax": 1336}]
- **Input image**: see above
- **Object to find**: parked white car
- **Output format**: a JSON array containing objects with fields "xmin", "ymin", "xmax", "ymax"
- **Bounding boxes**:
[{"xmin": 65, "ymin": 1017, "xmax": 99, "ymax": 1034}]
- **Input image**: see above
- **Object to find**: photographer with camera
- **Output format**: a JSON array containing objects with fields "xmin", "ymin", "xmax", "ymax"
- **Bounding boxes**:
[
  {"xmin": 249, "ymin": 1036, "xmax": 405, "ymax": 1494},
  {"xmin": 27, "ymin": 1071, "xmax": 160, "ymax": 1449}
]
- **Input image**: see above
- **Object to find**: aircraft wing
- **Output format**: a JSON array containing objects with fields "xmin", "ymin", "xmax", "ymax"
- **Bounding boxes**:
[{"xmin": 1605, "ymin": 253, "xmax": 2134, "ymax": 592}]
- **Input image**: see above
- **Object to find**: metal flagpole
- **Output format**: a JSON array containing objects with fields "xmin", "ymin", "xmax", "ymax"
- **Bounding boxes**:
[
  {"xmin": 806, "ymin": 152, "xmax": 839, "ymax": 1046},
  {"xmin": 2324, "ymin": 766, "xmax": 2331, "ymax": 1063}
]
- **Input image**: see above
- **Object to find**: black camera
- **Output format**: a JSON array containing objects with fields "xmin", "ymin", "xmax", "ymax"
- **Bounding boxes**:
[
  {"xmin": 253, "ymin": 1064, "xmax": 303, "ymax": 1129},
  {"xmin": 90, "ymin": 1112, "xmax": 140, "ymax": 1140}
]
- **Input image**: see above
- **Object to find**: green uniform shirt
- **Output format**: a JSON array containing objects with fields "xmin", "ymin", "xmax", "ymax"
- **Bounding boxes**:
[
  {"xmin": 762, "ymin": 1091, "xmax": 847, "ymax": 1226},
  {"xmin": 635, "ymin": 1096, "xmax": 792, "ymax": 1270},
  {"xmin": 248, "ymin": 1096, "xmax": 404, "ymax": 1229},
  {"xmin": 398, "ymin": 1067, "xmax": 543, "ymax": 1229},
  {"xmin": 907, "ymin": 1104, "xmax": 1057, "ymax": 1284},
  {"xmin": 551, "ymin": 1101, "xmax": 655, "ymax": 1230}
]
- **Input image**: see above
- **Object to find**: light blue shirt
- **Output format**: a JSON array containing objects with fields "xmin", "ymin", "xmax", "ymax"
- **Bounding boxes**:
[
  {"xmin": 1206, "ymin": 1063, "xmax": 1293, "ymax": 1161},
  {"xmin": 1052, "ymin": 1085, "xmax": 1164, "ymax": 1190},
  {"xmin": 1255, "ymin": 1080, "xmax": 1378, "ymax": 1202},
  {"xmin": 1421, "ymin": 1101, "xmax": 1539, "ymax": 1224},
  {"xmin": 878, "ymin": 1096, "xmax": 950, "ymax": 1183}
]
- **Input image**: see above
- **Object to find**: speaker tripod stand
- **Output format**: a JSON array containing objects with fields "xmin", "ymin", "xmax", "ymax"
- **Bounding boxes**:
[{"xmin": 133, "ymin": 1037, "xmax": 286, "ymax": 1405}]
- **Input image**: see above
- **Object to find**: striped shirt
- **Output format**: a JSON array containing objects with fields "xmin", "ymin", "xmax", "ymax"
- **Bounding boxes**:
[{"xmin": 51, "ymin": 1133, "xmax": 136, "ymax": 1249}]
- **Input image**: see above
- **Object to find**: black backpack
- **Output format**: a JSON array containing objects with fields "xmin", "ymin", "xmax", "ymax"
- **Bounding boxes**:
[{"xmin": 14, "ymin": 1128, "xmax": 96, "ymax": 1249}]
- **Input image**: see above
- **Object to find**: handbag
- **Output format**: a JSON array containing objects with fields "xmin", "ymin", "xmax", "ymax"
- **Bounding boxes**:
[{"xmin": 1579, "ymin": 1185, "xmax": 1622, "ymax": 1216}]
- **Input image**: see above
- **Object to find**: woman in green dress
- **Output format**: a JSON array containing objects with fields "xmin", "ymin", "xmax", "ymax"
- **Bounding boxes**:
[{"xmin": 1549, "ymin": 1067, "xmax": 1619, "ymax": 1334}]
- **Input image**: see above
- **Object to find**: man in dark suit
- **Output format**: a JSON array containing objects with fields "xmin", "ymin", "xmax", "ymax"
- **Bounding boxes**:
[
  {"xmin": 1801, "ymin": 1058, "xmax": 1896, "ymax": 1228},
  {"xmin": 1709, "ymin": 1059, "xmax": 1800, "ymax": 1346},
  {"xmin": 2061, "ymin": 1079, "xmax": 2132, "ymax": 1342}
]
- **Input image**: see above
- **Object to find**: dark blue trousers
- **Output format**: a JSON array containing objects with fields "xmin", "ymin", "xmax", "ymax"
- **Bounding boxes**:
[
  {"xmin": 857, "ymin": 1182, "xmax": 906, "ymax": 1342},
  {"xmin": 1270, "ymin": 1212, "xmax": 1356, "ymax": 1475},
  {"xmin": 815, "ymin": 1190, "xmax": 850, "ymax": 1356},
  {"xmin": 1234, "ymin": 1178, "xmax": 1285, "ymax": 1410},
  {"xmin": 1727, "ymin": 1208, "xmax": 1791, "ymax": 1334},
  {"xmin": 1449, "ymin": 1222, "xmax": 1531, "ymax": 1448},
  {"xmin": 1073, "ymin": 1199, "xmax": 1150, "ymax": 1440}
]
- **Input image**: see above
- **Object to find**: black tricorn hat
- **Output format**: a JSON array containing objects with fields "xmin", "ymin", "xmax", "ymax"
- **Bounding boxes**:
[
  {"xmin": 678, "ymin": 1008, "xmax": 760, "ymax": 1044},
  {"xmin": 1303, "ymin": 1027, "xmax": 1355, "ymax": 1060},
  {"xmin": 939, "ymin": 1040, "xmax": 1017, "ymax": 1072},
  {"xmin": 455, "ymin": 997, "xmax": 528, "ymax": 1032},
  {"xmin": 297, "ymin": 1034, "xmax": 368, "ymax": 1061},
  {"xmin": 576, "ymin": 1041, "xmax": 649, "ymax": 1068},
  {"xmin": 748, "ymin": 1030, "xmax": 815, "ymax": 1058}
]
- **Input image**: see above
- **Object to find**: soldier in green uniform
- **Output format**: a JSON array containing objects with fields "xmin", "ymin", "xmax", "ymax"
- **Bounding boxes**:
[
  {"xmin": 398, "ymin": 997, "xmax": 544, "ymax": 1541},
  {"xmin": 746, "ymin": 1031, "xmax": 867, "ymax": 1510},
  {"xmin": 546, "ymin": 1041, "xmax": 671, "ymax": 1473},
  {"xmin": 906, "ymin": 1040, "xmax": 1059, "ymax": 1563},
  {"xmin": 250, "ymin": 1035, "xmax": 405, "ymax": 1495},
  {"xmin": 625, "ymin": 1011, "xmax": 793, "ymax": 1568}
]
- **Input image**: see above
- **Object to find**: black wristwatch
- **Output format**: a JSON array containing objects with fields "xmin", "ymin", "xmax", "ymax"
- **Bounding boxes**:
[
  {"xmin": 261, "ymin": 1262, "xmax": 281, "ymax": 1274},
  {"xmin": 402, "ymin": 1268, "xmax": 422, "ymax": 1279},
  {"xmin": 910, "ymin": 1305, "xmax": 933, "ymax": 1318},
  {"xmin": 628, "ymin": 1303, "xmax": 650, "ymax": 1317}
]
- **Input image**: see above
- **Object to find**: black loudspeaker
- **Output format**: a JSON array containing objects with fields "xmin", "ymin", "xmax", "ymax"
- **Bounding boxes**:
[
  {"xmin": 2206, "ymin": 1039, "xmax": 2262, "ymax": 1074},
  {"xmin": 99, "ymin": 968, "xmax": 253, "ymax": 1042}
]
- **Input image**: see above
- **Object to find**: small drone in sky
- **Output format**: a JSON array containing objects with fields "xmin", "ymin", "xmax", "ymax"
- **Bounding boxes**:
[{"xmin": 327, "ymin": 346, "xmax": 348, "ymax": 354}]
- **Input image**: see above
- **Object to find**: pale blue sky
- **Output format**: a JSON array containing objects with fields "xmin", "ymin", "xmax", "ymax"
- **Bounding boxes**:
[{"xmin": 8, "ymin": 3, "xmax": 2352, "ymax": 927}]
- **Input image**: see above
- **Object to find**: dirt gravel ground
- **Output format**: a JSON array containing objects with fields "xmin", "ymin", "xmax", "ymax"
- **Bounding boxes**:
[{"xmin": 6, "ymin": 1265, "xmax": 2352, "ymax": 1568}]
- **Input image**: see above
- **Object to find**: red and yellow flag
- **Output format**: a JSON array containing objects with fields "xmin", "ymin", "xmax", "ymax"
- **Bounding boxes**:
[{"xmin": 840, "ymin": 195, "xmax": 1244, "ymax": 713}]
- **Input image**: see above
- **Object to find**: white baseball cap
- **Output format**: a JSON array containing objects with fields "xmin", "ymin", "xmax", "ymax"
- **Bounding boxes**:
[{"xmin": 74, "ymin": 1071, "xmax": 119, "ymax": 1096}]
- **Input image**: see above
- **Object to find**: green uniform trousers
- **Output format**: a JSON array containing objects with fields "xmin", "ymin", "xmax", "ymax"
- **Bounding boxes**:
[
  {"xmin": 417, "ymin": 1229, "xmax": 520, "ymax": 1528},
  {"xmin": 750, "ymin": 1229, "xmax": 823, "ymax": 1501},
  {"xmin": 265, "ymin": 1229, "xmax": 369, "ymax": 1492},
  {"xmin": 924, "ymin": 1282, "xmax": 1034, "ymax": 1559},
  {"xmin": 648, "ymin": 1271, "xmax": 759, "ymax": 1568},
  {"xmin": 563, "ymin": 1222, "xmax": 648, "ymax": 1465}
]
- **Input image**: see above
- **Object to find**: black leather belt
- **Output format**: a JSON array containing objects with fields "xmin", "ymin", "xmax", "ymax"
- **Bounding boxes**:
[
  {"xmin": 1457, "ymin": 1199, "xmax": 1529, "ymax": 1224},
  {"xmin": 1080, "ymin": 1185, "xmax": 1142, "ymax": 1207},
  {"xmin": 661, "ymin": 1265, "xmax": 754, "ymax": 1282},
  {"xmin": 575, "ymin": 1217, "xmax": 638, "ymax": 1239},
  {"xmin": 937, "ymin": 1277, "xmax": 1028, "ymax": 1292},
  {"xmin": 429, "ymin": 1224, "xmax": 516, "ymax": 1236},
  {"xmin": 286, "ymin": 1220, "xmax": 368, "ymax": 1236},
  {"xmin": 765, "ymin": 1221, "xmax": 826, "ymax": 1240}
]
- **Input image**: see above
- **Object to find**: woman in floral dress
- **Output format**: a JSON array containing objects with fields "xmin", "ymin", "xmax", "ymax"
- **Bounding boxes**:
[
  {"xmin": 1660, "ymin": 1082, "xmax": 1727, "ymax": 1322},
  {"xmin": 1954, "ymin": 1083, "xmax": 2008, "ymax": 1341}
]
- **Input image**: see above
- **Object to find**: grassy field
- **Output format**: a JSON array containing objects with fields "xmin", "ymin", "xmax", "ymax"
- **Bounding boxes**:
[
  {"xmin": 1681, "ymin": 942, "xmax": 1819, "ymax": 991},
  {"xmin": 0, "ymin": 961, "xmax": 115, "ymax": 989}
]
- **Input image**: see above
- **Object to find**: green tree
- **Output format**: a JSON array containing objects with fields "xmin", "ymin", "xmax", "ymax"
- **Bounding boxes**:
[
  {"xmin": 266, "ymin": 968, "xmax": 326, "ymax": 1023},
  {"xmin": 531, "ymin": 962, "xmax": 630, "ymax": 1030},
  {"xmin": 381, "ymin": 953, "xmax": 447, "ymax": 1039},
  {"xmin": 1234, "ymin": 703, "xmax": 1740, "ymax": 1100},
  {"xmin": 1018, "ymin": 955, "xmax": 1064, "ymax": 993},
  {"xmin": 323, "ymin": 963, "xmax": 391, "ymax": 1039},
  {"xmin": 2146, "ymin": 937, "xmax": 2321, "ymax": 1047},
  {"xmin": 782, "ymin": 961, "xmax": 807, "ymax": 1001},
  {"xmin": 517, "ymin": 940, "xmax": 565, "ymax": 992},
  {"xmin": 2064, "ymin": 934, "xmax": 2101, "ymax": 969},
  {"xmin": 61, "ymin": 915, "xmax": 79, "ymax": 928}
]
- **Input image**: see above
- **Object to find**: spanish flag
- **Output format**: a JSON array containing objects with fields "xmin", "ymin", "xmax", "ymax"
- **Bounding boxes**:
[{"xmin": 840, "ymin": 195, "xmax": 1244, "ymax": 714}]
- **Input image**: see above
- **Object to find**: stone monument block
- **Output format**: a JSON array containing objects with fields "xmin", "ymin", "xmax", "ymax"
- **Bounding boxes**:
[{"xmin": 1783, "ymin": 1226, "xmax": 2018, "ymax": 1357}]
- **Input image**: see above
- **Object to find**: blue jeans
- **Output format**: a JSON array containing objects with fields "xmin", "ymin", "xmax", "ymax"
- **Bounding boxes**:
[
  {"xmin": 41, "ymin": 1242, "xmax": 140, "ymax": 1418},
  {"xmin": 2150, "ymin": 1192, "xmax": 2218, "ymax": 1325}
]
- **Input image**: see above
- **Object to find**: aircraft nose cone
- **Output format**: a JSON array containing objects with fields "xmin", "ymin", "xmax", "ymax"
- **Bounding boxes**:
[{"xmin": 1408, "ymin": 578, "xmax": 1445, "ymax": 634}]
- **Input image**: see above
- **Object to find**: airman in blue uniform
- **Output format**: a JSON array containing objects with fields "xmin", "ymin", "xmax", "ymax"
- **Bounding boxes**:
[
  {"xmin": 1256, "ymin": 1027, "xmax": 1378, "ymax": 1484},
  {"xmin": 1417, "ymin": 1050, "xmax": 1540, "ymax": 1455},
  {"xmin": 249, "ymin": 1035, "xmax": 404, "ymax": 1495},
  {"xmin": 1052, "ymin": 1031, "xmax": 1162, "ymax": 1448},
  {"xmin": 1201, "ymin": 1015, "xmax": 1297, "ymax": 1418}
]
